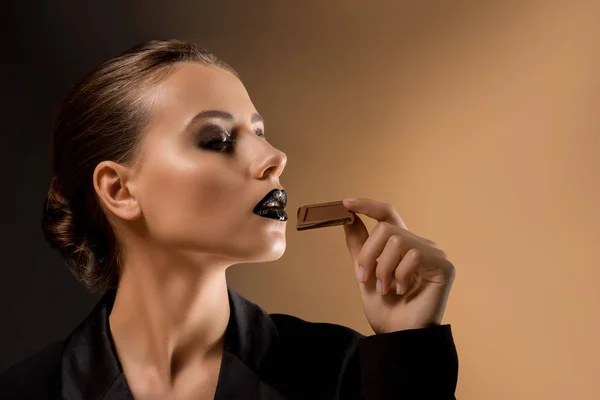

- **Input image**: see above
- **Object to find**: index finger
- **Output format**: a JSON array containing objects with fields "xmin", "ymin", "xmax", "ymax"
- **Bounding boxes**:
[{"xmin": 342, "ymin": 198, "xmax": 407, "ymax": 229}]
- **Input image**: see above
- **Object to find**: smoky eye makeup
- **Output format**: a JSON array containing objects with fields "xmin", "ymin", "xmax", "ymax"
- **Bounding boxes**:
[
  {"xmin": 199, "ymin": 123, "xmax": 231, "ymax": 139},
  {"xmin": 197, "ymin": 123, "xmax": 233, "ymax": 152},
  {"xmin": 195, "ymin": 123, "xmax": 267, "ymax": 153}
]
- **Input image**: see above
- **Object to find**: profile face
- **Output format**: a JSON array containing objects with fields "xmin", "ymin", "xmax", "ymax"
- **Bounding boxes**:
[{"xmin": 129, "ymin": 63, "xmax": 288, "ymax": 265}]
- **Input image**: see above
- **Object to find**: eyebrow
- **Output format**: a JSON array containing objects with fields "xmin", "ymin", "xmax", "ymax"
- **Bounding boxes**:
[{"xmin": 185, "ymin": 110, "xmax": 263, "ymax": 130}]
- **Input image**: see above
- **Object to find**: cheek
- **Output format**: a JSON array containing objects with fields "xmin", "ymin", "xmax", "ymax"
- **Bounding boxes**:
[
  {"xmin": 188, "ymin": 169, "xmax": 237, "ymax": 213},
  {"xmin": 139, "ymin": 155, "xmax": 244, "ymax": 238}
]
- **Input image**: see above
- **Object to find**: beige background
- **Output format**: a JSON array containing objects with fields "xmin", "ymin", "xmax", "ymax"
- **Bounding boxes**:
[{"xmin": 174, "ymin": 2, "xmax": 597, "ymax": 399}]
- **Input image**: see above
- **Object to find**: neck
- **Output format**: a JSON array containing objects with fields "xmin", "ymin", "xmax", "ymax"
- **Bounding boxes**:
[{"xmin": 108, "ymin": 247, "xmax": 231, "ymax": 390}]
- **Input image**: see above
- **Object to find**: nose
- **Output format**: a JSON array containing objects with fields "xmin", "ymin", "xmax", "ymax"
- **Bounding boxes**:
[{"xmin": 251, "ymin": 145, "xmax": 287, "ymax": 180}]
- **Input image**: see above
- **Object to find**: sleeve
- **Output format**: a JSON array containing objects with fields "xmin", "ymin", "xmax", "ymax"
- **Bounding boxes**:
[{"xmin": 357, "ymin": 324, "xmax": 458, "ymax": 399}]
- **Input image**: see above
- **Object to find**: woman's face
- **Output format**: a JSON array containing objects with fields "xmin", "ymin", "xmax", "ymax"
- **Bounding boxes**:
[{"xmin": 130, "ymin": 62, "xmax": 288, "ymax": 265}]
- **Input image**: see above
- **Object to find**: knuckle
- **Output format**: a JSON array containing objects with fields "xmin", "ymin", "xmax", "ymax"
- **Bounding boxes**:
[
  {"xmin": 408, "ymin": 247, "xmax": 423, "ymax": 260},
  {"xmin": 426, "ymin": 239, "xmax": 439, "ymax": 247},
  {"xmin": 445, "ymin": 260, "xmax": 456, "ymax": 278},
  {"xmin": 387, "ymin": 234, "xmax": 403, "ymax": 247},
  {"xmin": 383, "ymin": 202, "xmax": 395, "ymax": 213},
  {"xmin": 378, "ymin": 221, "xmax": 394, "ymax": 235},
  {"xmin": 385, "ymin": 202, "xmax": 400, "ymax": 216}
]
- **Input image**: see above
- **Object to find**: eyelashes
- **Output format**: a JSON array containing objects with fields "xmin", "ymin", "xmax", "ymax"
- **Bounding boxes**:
[
  {"xmin": 254, "ymin": 128, "xmax": 266, "ymax": 139},
  {"xmin": 198, "ymin": 125, "xmax": 233, "ymax": 152},
  {"xmin": 198, "ymin": 124, "xmax": 266, "ymax": 153}
]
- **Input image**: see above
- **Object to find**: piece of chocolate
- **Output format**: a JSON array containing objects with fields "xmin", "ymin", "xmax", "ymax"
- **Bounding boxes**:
[{"xmin": 296, "ymin": 201, "xmax": 355, "ymax": 231}]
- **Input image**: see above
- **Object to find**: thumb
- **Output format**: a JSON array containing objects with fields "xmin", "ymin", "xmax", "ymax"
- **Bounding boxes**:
[{"xmin": 342, "ymin": 213, "xmax": 369, "ymax": 275}]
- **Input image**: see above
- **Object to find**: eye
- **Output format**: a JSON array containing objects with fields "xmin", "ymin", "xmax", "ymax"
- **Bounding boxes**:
[
  {"xmin": 254, "ymin": 128, "xmax": 266, "ymax": 139},
  {"xmin": 201, "ymin": 138, "xmax": 233, "ymax": 152},
  {"xmin": 197, "ymin": 125, "xmax": 234, "ymax": 153}
]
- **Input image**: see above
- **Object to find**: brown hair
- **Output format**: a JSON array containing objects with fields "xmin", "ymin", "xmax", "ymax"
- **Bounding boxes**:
[{"xmin": 41, "ymin": 39, "xmax": 237, "ymax": 293}]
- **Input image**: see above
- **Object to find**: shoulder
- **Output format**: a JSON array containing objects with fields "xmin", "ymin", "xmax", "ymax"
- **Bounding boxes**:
[
  {"xmin": 266, "ymin": 314, "xmax": 367, "ymax": 397},
  {"xmin": 0, "ymin": 341, "xmax": 64, "ymax": 399},
  {"xmin": 270, "ymin": 312, "xmax": 365, "ymax": 342},
  {"xmin": 269, "ymin": 312, "xmax": 365, "ymax": 362}
]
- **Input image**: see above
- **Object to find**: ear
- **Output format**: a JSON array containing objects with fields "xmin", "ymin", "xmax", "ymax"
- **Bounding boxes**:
[{"xmin": 93, "ymin": 161, "xmax": 142, "ymax": 221}]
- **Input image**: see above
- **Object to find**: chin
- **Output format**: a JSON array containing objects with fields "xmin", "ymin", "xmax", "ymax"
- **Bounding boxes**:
[
  {"xmin": 257, "ymin": 223, "xmax": 287, "ymax": 261},
  {"xmin": 236, "ymin": 237, "xmax": 287, "ymax": 264},
  {"xmin": 264, "ymin": 239, "xmax": 287, "ymax": 261},
  {"xmin": 256, "ymin": 237, "xmax": 287, "ymax": 263}
]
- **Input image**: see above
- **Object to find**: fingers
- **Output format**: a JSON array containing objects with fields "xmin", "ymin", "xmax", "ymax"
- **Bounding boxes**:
[
  {"xmin": 394, "ymin": 248, "xmax": 422, "ymax": 295},
  {"xmin": 342, "ymin": 214, "xmax": 369, "ymax": 277},
  {"xmin": 358, "ymin": 226, "xmax": 422, "ymax": 296},
  {"xmin": 343, "ymin": 198, "xmax": 407, "ymax": 229},
  {"xmin": 342, "ymin": 197, "xmax": 444, "ymax": 296},
  {"xmin": 356, "ymin": 222, "xmax": 400, "ymax": 284},
  {"xmin": 373, "ymin": 234, "xmax": 405, "ymax": 295}
]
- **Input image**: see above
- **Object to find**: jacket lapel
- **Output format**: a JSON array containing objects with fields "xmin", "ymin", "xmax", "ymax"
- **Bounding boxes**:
[
  {"xmin": 60, "ymin": 291, "xmax": 128, "ymax": 400},
  {"xmin": 213, "ymin": 352, "xmax": 284, "ymax": 400},
  {"xmin": 213, "ymin": 287, "xmax": 284, "ymax": 399},
  {"xmin": 59, "ymin": 287, "xmax": 285, "ymax": 400}
]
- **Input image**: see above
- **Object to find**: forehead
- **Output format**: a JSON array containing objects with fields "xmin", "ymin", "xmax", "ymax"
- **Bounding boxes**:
[{"xmin": 147, "ymin": 62, "xmax": 257, "ymax": 129}]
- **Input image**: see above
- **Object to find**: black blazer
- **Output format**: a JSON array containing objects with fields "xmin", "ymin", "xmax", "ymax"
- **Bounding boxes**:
[{"xmin": 0, "ymin": 287, "xmax": 458, "ymax": 399}]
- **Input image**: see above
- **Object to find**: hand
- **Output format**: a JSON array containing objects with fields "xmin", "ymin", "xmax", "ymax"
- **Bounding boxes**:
[{"xmin": 342, "ymin": 198, "xmax": 456, "ymax": 334}]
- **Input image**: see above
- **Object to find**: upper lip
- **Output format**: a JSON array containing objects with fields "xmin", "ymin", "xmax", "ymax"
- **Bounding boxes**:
[{"xmin": 253, "ymin": 188, "xmax": 287, "ymax": 211}]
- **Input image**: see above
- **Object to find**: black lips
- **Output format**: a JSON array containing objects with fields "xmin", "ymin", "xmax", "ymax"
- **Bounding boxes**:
[{"xmin": 253, "ymin": 189, "xmax": 288, "ymax": 221}]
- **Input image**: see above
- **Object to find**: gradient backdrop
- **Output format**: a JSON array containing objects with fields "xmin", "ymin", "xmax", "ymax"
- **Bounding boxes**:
[{"xmin": 2, "ymin": 1, "xmax": 599, "ymax": 399}]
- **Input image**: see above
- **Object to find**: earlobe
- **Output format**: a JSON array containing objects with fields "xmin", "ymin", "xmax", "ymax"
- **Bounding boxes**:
[{"xmin": 93, "ymin": 161, "xmax": 142, "ymax": 221}]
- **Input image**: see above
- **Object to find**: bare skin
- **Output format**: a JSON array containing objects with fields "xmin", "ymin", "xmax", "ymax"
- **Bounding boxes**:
[
  {"xmin": 90, "ymin": 61, "xmax": 457, "ymax": 399},
  {"xmin": 93, "ymin": 63, "xmax": 287, "ymax": 399}
]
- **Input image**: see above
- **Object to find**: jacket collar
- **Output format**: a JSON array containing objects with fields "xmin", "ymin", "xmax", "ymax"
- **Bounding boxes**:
[{"xmin": 60, "ymin": 286, "xmax": 283, "ymax": 399}]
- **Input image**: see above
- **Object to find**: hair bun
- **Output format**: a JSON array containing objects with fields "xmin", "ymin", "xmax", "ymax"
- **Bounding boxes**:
[
  {"xmin": 42, "ymin": 176, "xmax": 71, "ymax": 248},
  {"xmin": 41, "ymin": 176, "xmax": 111, "ymax": 292},
  {"xmin": 43, "ymin": 39, "xmax": 230, "ymax": 292}
]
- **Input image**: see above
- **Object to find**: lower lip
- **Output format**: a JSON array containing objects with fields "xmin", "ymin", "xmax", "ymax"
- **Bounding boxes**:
[{"xmin": 253, "ymin": 208, "xmax": 288, "ymax": 221}]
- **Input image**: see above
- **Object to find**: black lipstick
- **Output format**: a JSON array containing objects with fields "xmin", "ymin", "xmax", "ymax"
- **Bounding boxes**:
[{"xmin": 253, "ymin": 189, "xmax": 288, "ymax": 221}]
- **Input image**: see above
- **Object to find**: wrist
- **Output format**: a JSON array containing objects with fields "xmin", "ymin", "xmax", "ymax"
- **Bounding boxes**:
[{"xmin": 380, "ymin": 321, "xmax": 440, "ymax": 334}]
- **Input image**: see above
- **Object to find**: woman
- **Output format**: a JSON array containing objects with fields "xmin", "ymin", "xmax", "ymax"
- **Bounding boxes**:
[{"xmin": 0, "ymin": 39, "xmax": 458, "ymax": 399}]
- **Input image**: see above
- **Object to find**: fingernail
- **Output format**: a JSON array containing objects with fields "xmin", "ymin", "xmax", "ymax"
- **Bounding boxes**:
[
  {"xmin": 396, "ymin": 282, "xmax": 402, "ymax": 295},
  {"xmin": 358, "ymin": 266, "xmax": 365, "ymax": 283},
  {"xmin": 376, "ymin": 279, "xmax": 382, "ymax": 293},
  {"xmin": 344, "ymin": 198, "xmax": 359, "ymax": 204}
]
